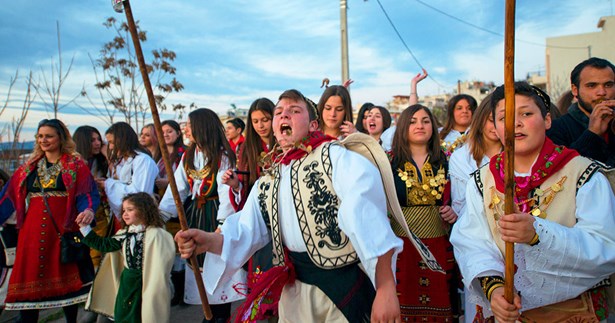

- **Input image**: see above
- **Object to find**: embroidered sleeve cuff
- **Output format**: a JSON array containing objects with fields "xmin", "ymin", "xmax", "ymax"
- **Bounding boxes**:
[
  {"xmin": 529, "ymin": 232, "xmax": 540, "ymax": 246},
  {"xmin": 479, "ymin": 276, "xmax": 505, "ymax": 301}
]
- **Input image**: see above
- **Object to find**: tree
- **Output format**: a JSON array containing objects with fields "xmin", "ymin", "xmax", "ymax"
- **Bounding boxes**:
[
  {"xmin": 33, "ymin": 21, "xmax": 80, "ymax": 119},
  {"xmin": 80, "ymin": 17, "xmax": 184, "ymax": 130},
  {"xmin": 0, "ymin": 71, "xmax": 35, "ymax": 174}
]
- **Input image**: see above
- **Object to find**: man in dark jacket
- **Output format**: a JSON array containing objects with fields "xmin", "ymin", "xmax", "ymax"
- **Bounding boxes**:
[{"xmin": 547, "ymin": 57, "xmax": 615, "ymax": 167}]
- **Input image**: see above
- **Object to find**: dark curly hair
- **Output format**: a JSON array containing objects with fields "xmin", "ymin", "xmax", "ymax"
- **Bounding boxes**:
[{"xmin": 121, "ymin": 192, "xmax": 165, "ymax": 228}]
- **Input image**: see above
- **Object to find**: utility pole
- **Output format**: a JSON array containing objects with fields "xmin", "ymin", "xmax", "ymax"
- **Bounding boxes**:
[{"xmin": 340, "ymin": 0, "xmax": 350, "ymax": 84}]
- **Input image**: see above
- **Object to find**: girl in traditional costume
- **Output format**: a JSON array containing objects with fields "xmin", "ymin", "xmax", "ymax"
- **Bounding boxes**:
[
  {"xmin": 450, "ymin": 82, "xmax": 615, "ymax": 322},
  {"xmin": 390, "ymin": 105, "xmax": 459, "ymax": 322},
  {"xmin": 222, "ymin": 98, "xmax": 278, "ymax": 320},
  {"xmin": 0, "ymin": 119, "xmax": 99, "ymax": 323},
  {"xmin": 159, "ymin": 108, "xmax": 245, "ymax": 323},
  {"xmin": 78, "ymin": 192, "xmax": 175, "ymax": 323},
  {"xmin": 439, "ymin": 94, "xmax": 477, "ymax": 158},
  {"xmin": 449, "ymin": 94, "xmax": 501, "ymax": 224},
  {"xmin": 154, "ymin": 119, "xmax": 186, "ymax": 305},
  {"xmin": 448, "ymin": 94, "xmax": 502, "ymax": 321},
  {"xmin": 99, "ymin": 122, "xmax": 158, "ymax": 225},
  {"xmin": 74, "ymin": 126, "xmax": 113, "ymax": 268}
]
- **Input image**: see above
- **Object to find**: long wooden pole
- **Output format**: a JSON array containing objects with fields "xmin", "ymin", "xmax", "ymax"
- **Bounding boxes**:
[
  {"xmin": 121, "ymin": 1, "xmax": 213, "ymax": 319},
  {"xmin": 503, "ymin": 0, "xmax": 517, "ymax": 303}
]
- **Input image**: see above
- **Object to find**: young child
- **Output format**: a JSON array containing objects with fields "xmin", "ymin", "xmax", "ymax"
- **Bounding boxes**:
[{"xmin": 76, "ymin": 192, "xmax": 175, "ymax": 323}]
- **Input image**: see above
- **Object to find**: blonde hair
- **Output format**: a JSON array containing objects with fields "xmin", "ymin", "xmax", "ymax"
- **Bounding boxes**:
[{"xmin": 30, "ymin": 119, "xmax": 77, "ymax": 161}]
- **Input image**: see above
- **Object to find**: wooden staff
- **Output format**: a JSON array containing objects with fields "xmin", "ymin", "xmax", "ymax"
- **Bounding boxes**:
[
  {"xmin": 503, "ymin": 0, "xmax": 516, "ymax": 303},
  {"xmin": 120, "ymin": 0, "xmax": 213, "ymax": 319}
]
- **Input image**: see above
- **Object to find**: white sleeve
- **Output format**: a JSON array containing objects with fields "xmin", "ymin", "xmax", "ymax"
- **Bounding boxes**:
[
  {"xmin": 380, "ymin": 126, "xmax": 396, "ymax": 151},
  {"xmin": 159, "ymin": 158, "xmax": 191, "ymax": 221},
  {"xmin": 523, "ymin": 172, "xmax": 615, "ymax": 278},
  {"xmin": 450, "ymin": 179, "xmax": 504, "ymax": 310},
  {"xmin": 203, "ymin": 182, "xmax": 272, "ymax": 292},
  {"xmin": 449, "ymin": 151, "xmax": 469, "ymax": 218},
  {"xmin": 216, "ymin": 157, "xmax": 233, "ymax": 223},
  {"xmin": 329, "ymin": 145, "xmax": 404, "ymax": 287},
  {"xmin": 105, "ymin": 154, "xmax": 159, "ymax": 217}
]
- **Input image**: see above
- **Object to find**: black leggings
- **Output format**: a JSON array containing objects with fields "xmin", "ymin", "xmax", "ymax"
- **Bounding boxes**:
[{"xmin": 19, "ymin": 304, "xmax": 78, "ymax": 323}]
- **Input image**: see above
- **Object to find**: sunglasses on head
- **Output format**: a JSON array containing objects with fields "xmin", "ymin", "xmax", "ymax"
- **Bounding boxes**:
[
  {"xmin": 37, "ymin": 119, "xmax": 66, "ymax": 139},
  {"xmin": 38, "ymin": 119, "xmax": 63, "ymax": 128}
]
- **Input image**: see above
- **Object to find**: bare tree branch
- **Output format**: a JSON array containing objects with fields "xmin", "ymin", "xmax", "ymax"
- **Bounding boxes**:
[{"xmin": 0, "ymin": 70, "xmax": 18, "ymax": 118}]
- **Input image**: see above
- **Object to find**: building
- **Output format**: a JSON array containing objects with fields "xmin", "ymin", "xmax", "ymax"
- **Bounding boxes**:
[
  {"xmin": 546, "ymin": 16, "xmax": 615, "ymax": 98},
  {"xmin": 384, "ymin": 80, "xmax": 495, "ymax": 124}
]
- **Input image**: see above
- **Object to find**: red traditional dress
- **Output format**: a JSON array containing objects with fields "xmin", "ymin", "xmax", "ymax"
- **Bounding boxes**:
[
  {"xmin": 0, "ymin": 154, "xmax": 99, "ymax": 309},
  {"xmin": 391, "ymin": 156, "xmax": 458, "ymax": 322}
]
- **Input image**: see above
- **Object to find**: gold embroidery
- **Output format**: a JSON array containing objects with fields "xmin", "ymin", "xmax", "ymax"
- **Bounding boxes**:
[
  {"xmin": 397, "ymin": 161, "xmax": 447, "ymax": 206},
  {"xmin": 186, "ymin": 165, "xmax": 211, "ymax": 181}
]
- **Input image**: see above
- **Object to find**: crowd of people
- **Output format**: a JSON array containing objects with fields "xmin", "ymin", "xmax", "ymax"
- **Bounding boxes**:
[{"xmin": 0, "ymin": 56, "xmax": 614, "ymax": 323}]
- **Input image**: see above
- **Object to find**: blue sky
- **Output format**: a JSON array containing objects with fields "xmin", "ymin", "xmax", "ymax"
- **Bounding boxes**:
[{"xmin": 0, "ymin": 0, "xmax": 612, "ymax": 140}]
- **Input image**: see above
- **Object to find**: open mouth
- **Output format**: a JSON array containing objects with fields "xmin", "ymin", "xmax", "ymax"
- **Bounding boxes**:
[{"xmin": 280, "ymin": 124, "xmax": 292, "ymax": 136}]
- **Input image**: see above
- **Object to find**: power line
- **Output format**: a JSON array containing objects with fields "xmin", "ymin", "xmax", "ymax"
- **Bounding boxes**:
[
  {"xmin": 374, "ymin": 0, "xmax": 451, "ymax": 90},
  {"xmin": 413, "ymin": 0, "xmax": 589, "ymax": 50}
]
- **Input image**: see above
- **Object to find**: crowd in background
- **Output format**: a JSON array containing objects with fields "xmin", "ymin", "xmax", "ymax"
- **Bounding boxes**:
[{"xmin": 0, "ymin": 56, "xmax": 613, "ymax": 323}]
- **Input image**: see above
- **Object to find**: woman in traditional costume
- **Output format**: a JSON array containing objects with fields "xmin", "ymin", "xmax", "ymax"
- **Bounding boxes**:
[
  {"xmin": 0, "ymin": 119, "xmax": 99, "ymax": 322},
  {"xmin": 222, "ymin": 98, "xmax": 278, "ymax": 321},
  {"xmin": 159, "ymin": 108, "xmax": 245, "ymax": 323},
  {"xmin": 154, "ymin": 119, "xmax": 186, "ymax": 305},
  {"xmin": 389, "ymin": 105, "xmax": 459, "ymax": 322},
  {"xmin": 439, "ymin": 94, "xmax": 477, "ymax": 158},
  {"xmin": 450, "ymin": 82, "xmax": 615, "ymax": 322}
]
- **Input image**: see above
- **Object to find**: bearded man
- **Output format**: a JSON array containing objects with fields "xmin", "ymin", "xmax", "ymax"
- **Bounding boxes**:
[{"xmin": 547, "ymin": 57, "xmax": 615, "ymax": 166}]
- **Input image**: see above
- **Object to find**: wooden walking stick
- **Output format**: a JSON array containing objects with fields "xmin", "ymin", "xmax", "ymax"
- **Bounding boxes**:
[
  {"xmin": 116, "ymin": 0, "xmax": 213, "ymax": 319},
  {"xmin": 503, "ymin": 0, "xmax": 517, "ymax": 304}
]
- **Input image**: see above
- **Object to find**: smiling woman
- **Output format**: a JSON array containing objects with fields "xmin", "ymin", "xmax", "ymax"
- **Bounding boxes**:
[{"xmin": 0, "ymin": 119, "xmax": 100, "ymax": 323}]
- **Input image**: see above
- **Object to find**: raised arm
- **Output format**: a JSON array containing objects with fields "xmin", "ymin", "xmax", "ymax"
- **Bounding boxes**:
[{"xmin": 409, "ymin": 68, "xmax": 428, "ymax": 105}]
